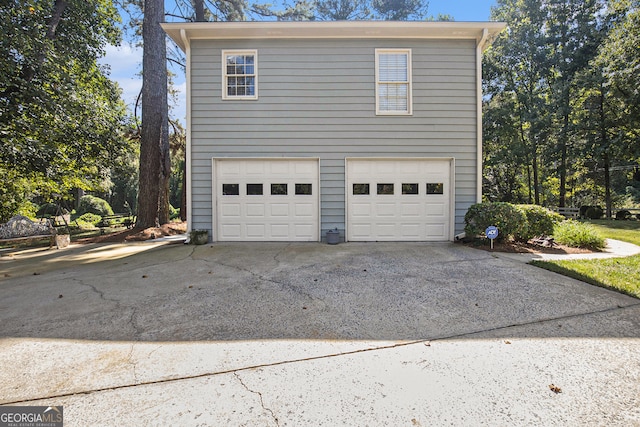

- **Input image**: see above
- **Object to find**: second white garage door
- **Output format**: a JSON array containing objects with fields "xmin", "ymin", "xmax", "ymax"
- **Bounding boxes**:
[
  {"xmin": 213, "ymin": 158, "xmax": 319, "ymax": 241},
  {"xmin": 346, "ymin": 158, "xmax": 453, "ymax": 241}
]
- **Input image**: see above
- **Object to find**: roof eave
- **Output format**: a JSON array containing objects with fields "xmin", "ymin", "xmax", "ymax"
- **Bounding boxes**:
[{"xmin": 162, "ymin": 21, "xmax": 507, "ymax": 52}]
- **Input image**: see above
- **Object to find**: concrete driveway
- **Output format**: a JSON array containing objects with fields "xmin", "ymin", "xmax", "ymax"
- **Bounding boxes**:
[{"xmin": 1, "ymin": 241, "xmax": 639, "ymax": 425}]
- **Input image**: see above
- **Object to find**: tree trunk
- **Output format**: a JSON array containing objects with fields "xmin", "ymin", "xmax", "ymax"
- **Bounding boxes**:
[
  {"xmin": 599, "ymin": 84, "xmax": 612, "ymax": 219},
  {"xmin": 603, "ymin": 152, "xmax": 612, "ymax": 219},
  {"xmin": 558, "ymin": 114, "xmax": 569, "ymax": 208},
  {"xmin": 136, "ymin": 0, "xmax": 169, "ymax": 228},
  {"xmin": 532, "ymin": 135, "xmax": 540, "ymax": 205},
  {"xmin": 558, "ymin": 84, "xmax": 570, "ymax": 208},
  {"xmin": 193, "ymin": 0, "xmax": 205, "ymax": 21}
]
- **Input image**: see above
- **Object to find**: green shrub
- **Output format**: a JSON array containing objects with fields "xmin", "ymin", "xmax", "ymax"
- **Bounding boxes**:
[
  {"xmin": 76, "ymin": 212, "xmax": 102, "ymax": 226},
  {"xmin": 586, "ymin": 206, "xmax": 604, "ymax": 219},
  {"xmin": 36, "ymin": 203, "xmax": 58, "ymax": 217},
  {"xmin": 170, "ymin": 204, "xmax": 180, "ymax": 220},
  {"xmin": 464, "ymin": 202, "xmax": 527, "ymax": 241},
  {"xmin": 514, "ymin": 204, "xmax": 564, "ymax": 242},
  {"xmin": 581, "ymin": 205, "xmax": 603, "ymax": 219},
  {"xmin": 615, "ymin": 210, "xmax": 632, "ymax": 220},
  {"xmin": 553, "ymin": 220, "xmax": 606, "ymax": 250},
  {"xmin": 16, "ymin": 202, "xmax": 38, "ymax": 220},
  {"xmin": 77, "ymin": 195, "xmax": 114, "ymax": 217}
]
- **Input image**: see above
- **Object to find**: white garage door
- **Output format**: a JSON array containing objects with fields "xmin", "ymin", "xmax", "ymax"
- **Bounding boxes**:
[
  {"xmin": 346, "ymin": 158, "xmax": 453, "ymax": 241},
  {"xmin": 213, "ymin": 158, "xmax": 319, "ymax": 241}
]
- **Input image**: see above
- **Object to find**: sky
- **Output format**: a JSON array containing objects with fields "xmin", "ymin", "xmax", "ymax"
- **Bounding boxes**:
[{"xmin": 101, "ymin": 0, "xmax": 497, "ymax": 124}]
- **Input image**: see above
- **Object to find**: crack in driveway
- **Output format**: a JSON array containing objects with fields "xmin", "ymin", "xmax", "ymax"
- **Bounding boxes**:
[{"xmin": 234, "ymin": 371, "xmax": 279, "ymax": 426}]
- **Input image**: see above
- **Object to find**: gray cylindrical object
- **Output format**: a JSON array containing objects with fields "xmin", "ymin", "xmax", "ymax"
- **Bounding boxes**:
[{"xmin": 326, "ymin": 228, "xmax": 340, "ymax": 245}]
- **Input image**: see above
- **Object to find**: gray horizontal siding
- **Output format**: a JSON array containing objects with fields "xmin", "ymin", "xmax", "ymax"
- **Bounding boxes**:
[{"xmin": 189, "ymin": 38, "xmax": 478, "ymax": 238}]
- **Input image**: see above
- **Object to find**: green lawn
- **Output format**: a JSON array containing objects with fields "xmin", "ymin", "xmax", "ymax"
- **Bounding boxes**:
[{"xmin": 531, "ymin": 220, "xmax": 640, "ymax": 298}]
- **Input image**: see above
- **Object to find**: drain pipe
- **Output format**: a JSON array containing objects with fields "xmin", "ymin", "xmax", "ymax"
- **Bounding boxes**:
[{"xmin": 476, "ymin": 28, "xmax": 489, "ymax": 204}]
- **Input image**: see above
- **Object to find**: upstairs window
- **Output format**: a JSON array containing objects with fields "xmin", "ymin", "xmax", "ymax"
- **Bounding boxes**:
[
  {"xmin": 222, "ymin": 50, "xmax": 257, "ymax": 100},
  {"xmin": 375, "ymin": 49, "xmax": 411, "ymax": 115}
]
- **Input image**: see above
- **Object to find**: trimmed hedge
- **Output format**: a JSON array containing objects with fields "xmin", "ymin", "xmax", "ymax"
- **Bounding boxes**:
[
  {"xmin": 465, "ymin": 202, "xmax": 564, "ymax": 242},
  {"xmin": 77, "ymin": 195, "xmax": 114, "ymax": 217},
  {"xmin": 464, "ymin": 202, "xmax": 527, "ymax": 242},
  {"xmin": 76, "ymin": 212, "xmax": 102, "ymax": 226},
  {"xmin": 515, "ymin": 204, "xmax": 564, "ymax": 242}
]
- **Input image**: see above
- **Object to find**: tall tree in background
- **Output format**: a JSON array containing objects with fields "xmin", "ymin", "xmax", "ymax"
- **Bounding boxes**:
[
  {"xmin": 484, "ymin": 0, "xmax": 640, "ymax": 212},
  {"xmin": 0, "ymin": 0, "xmax": 126, "ymax": 221},
  {"xmin": 371, "ymin": 0, "xmax": 426, "ymax": 20},
  {"xmin": 545, "ymin": 0, "xmax": 606, "ymax": 208},
  {"xmin": 315, "ymin": 0, "xmax": 371, "ymax": 20},
  {"xmin": 137, "ymin": 0, "xmax": 170, "ymax": 228},
  {"xmin": 486, "ymin": 0, "xmax": 551, "ymax": 205}
]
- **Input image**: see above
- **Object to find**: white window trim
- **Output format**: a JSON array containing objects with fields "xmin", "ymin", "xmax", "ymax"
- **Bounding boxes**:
[
  {"xmin": 222, "ymin": 49, "xmax": 258, "ymax": 100},
  {"xmin": 375, "ymin": 49, "xmax": 412, "ymax": 115}
]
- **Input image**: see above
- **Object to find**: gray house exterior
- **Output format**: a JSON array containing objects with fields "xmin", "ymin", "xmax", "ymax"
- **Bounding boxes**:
[{"xmin": 163, "ymin": 21, "xmax": 505, "ymax": 242}]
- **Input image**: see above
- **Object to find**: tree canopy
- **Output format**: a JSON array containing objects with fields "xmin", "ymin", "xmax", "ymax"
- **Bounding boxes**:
[
  {"xmin": 0, "ymin": 0, "xmax": 128, "ymax": 221},
  {"xmin": 483, "ymin": 0, "xmax": 640, "ymax": 213}
]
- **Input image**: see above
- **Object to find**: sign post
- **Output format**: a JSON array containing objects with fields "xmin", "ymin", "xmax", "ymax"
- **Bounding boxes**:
[{"xmin": 485, "ymin": 226, "xmax": 499, "ymax": 249}]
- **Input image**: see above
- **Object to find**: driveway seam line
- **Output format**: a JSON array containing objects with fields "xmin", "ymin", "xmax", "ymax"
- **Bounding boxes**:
[{"xmin": 3, "ymin": 302, "xmax": 639, "ymax": 405}]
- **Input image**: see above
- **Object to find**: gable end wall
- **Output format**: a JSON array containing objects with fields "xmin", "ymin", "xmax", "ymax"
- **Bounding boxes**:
[{"xmin": 189, "ymin": 38, "xmax": 478, "ymax": 238}]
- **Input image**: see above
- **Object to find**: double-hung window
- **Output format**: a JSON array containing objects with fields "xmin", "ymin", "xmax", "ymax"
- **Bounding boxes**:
[
  {"xmin": 222, "ymin": 50, "xmax": 257, "ymax": 100},
  {"xmin": 375, "ymin": 49, "xmax": 412, "ymax": 115}
]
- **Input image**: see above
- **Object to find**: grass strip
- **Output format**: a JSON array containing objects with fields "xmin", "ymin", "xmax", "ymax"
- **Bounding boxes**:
[{"xmin": 531, "ymin": 255, "xmax": 640, "ymax": 299}]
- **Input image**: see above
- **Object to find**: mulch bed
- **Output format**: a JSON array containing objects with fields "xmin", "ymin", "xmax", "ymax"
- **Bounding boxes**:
[
  {"xmin": 461, "ymin": 239, "xmax": 594, "ymax": 255},
  {"xmin": 74, "ymin": 222, "xmax": 187, "ymax": 244}
]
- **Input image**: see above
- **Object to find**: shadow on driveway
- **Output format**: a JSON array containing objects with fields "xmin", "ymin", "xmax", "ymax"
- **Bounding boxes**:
[{"xmin": 2, "ymin": 242, "xmax": 638, "ymax": 342}]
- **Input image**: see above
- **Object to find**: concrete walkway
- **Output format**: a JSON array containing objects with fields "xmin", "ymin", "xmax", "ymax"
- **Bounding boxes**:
[
  {"xmin": 496, "ymin": 238, "xmax": 640, "ymax": 263},
  {"xmin": 1, "ymin": 240, "xmax": 639, "ymax": 425}
]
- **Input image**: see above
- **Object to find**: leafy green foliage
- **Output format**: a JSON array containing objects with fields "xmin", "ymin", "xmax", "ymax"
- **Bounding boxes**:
[
  {"xmin": 0, "ymin": 0, "xmax": 128, "ymax": 216},
  {"xmin": 0, "ymin": 167, "xmax": 37, "ymax": 222},
  {"xmin": 75, "ymin": 212, "xmax": 102, "ymax": 227},
  {"xmin": 36, "ymin": 203, "xmax": 58, "ymax": 217},
  {"xmin": 553, "ymin": 220, "xmax": 606, "ymax": 250},
  {"xmin": 169, "ymin": 204, "xmax": 180, "ymax": 220},
  {"xmin": 484, "ymin": 0, "xmax": 640, "ymax": 213},
  {"xmin": 77, "ymin": 195, "xmax": 114, "ymax": 217},
  {"xmin": 464, "ymin": 202, "xmax": 527, "ymax": 241},
  {"xmin": 585, "ymin": 206, "xmax": 604, "ymax": 219},
  {"xmin": 515, "ymin": 204, "xmax": 564, "ymax": 241}
]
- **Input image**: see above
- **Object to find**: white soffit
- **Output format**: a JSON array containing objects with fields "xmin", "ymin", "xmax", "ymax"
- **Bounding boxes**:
[{"xmin": 162, "ymin": 21, "xmax": 507, "ymax": 52}]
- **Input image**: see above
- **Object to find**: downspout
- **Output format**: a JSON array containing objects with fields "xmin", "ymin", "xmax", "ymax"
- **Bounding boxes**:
[
  {"xmin": 476, "ymin": 28, "xmax": 489, "ymax": 204},
  {"xmin": 180, "ymin": 29, "xmax": 193, "ymax": 233}
]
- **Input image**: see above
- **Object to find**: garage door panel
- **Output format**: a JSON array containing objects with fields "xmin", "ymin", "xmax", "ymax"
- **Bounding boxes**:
[
  {"xmin": 351, "ymin": 203, "xmax": 372, "ymax": 216},
  {"xmin": 246, "ymin": 204, "xmax": 265, "ymax": 217},
  {"xmin": 270, "ymin": 204, "xmax": 290, "ymax": 216},
  {"xmin": 347, "ymin": 159, "xmax": 452, "ymax": 241},
  {"xmin": 294, "ymin": 224, "xmax": 315, "ymax": 238},
  {"xmin": 375, "ymin": 223, "xmax": 397, "ymax": 238},
  {"xmin": 425, "ymin": 203, "xmax": 446, "ymax": 216},
  {"xmin": 400, "ymin": 223, "xmax": 421, "ymax": 237},
  {"xmin": 294, "ymin": 203, "xmax": 314, "ymax": 217},
  {"xmin": 376, "ymin": 203, "xmax": 396, "ymax": 216},
  {"xmin": 351, "ymin": 223, "xmax": 372, "ymax": 238},
  {"xmin": 270, "ymin": 224, "xmax": 290, "ymax": 238},
  {"xmin": 215, "ymin": 159, "xmax": 319, "ymax": 241},
  {"xmin": 220, "ymin": 224, "xmax": 241, "ymax": 239},
  {"xmin": 221, "ymin": 204, "xmax": 241, "ymax": 217},
  {"xmin": 400, "ymin": 203, "xmax": 421, "ymax": 217},
  {"xmin": 426, "ymin": 224, "xmax": 446, "ymax": 238},
  {"xmin": 246, "ymin": 224, "xmax": 266, "ymax": 238}
]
